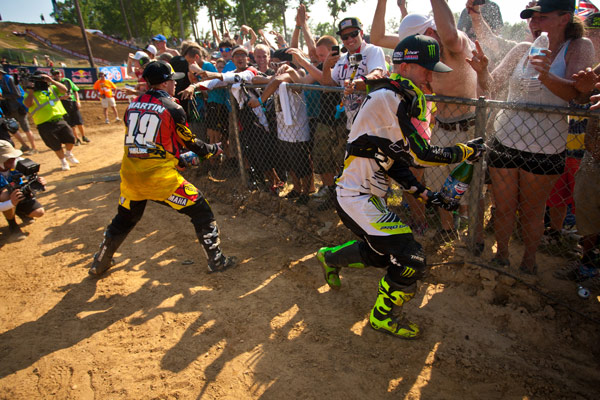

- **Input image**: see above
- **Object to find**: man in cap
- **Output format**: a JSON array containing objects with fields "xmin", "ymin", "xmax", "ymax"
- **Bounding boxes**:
[
  {"xmin": 0, "ymin": 68, "xmax": 38, "ymax": 154},
  {"xmin": 322, "ymin": 17, "xmax": 386, "ymax": 129},
  {"xmin": 93, "ymin": 71, "xmax": 120, "ymax": 124},
  {"xmin": 315, "ymin": 34, "xmax": 484, "ymax": 339},
  {"xmin": 372, "ymin": 0, "xmax": 480, "ymax": 244},
  {"xmin": 0, "ymin": 140, "xmax": 46, "ymax": 241},
  {"xmin": 152, "ymin": 34, "xmax": 180, "ymax": 57},
  {"xmin": 88, "ymin": 60, "xmax": 236, "ymax": 277}
]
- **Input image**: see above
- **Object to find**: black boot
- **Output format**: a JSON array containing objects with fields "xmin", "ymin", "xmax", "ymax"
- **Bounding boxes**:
[
  {"xmin": 89, "ymin": 229, "xmax": 129, "ymax": 277},
  {"xmin": 316, "ymin": 240, "xmax": 365, "ymax": 289},
  {"xmin": 198, "ymin": 222, "xmax": 237, "ymax": 273}
]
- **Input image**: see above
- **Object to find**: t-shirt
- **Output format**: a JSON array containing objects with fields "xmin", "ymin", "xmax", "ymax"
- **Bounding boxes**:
[
  {"xmin": 93, "ymin": 78, "xmax": 117, "ymax": 98},
  {"xmin": 204, "ymin": 61, "xmax": 230, "ymax": 109},
  {"xmin": 59, "ymin": 78, "xmax": 79, "ymax": 102}
]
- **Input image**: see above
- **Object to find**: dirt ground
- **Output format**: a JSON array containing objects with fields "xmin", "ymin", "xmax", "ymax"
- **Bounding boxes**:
[{"xmin": 0, "ymin": 102, "xmax": 599, "ymax": 399}]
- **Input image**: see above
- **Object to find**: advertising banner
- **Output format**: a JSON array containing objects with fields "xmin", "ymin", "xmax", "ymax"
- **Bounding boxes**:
[
  {"xmin": 4, "ymin": 65, "xmax": 98, "ymax": 84},
  {"xmin": 80, "ymin": 88, "xmax": 132, "ymax": 103},
  {"xmin": 98, "ymin": 66, "xmax": 128, "ymax": 83}
]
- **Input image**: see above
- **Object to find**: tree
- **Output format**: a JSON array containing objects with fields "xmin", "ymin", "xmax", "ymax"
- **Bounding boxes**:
[{"xmin": 326, "ymin": 0, "xmax": 360, "ymax": 26}]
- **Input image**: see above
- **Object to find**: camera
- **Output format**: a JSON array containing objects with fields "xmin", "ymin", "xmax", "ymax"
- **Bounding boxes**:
[
  {"xmin": 18, "ymin": 68, "xmax": 47, "ymax": 90},
  {"xmin": 349, "ymin": 53, "xmax": 363, "ymax": 66},
  {"xmin": 473, "ymin": 0, "xmax": 486, "ymax": 5},
  {"xmin": 8, "ymin": 158, "xmax": 45, "ymax": 199},
  {"xmin": 0, "ymin": 117, "xmax": 19, "ymax": 134}
]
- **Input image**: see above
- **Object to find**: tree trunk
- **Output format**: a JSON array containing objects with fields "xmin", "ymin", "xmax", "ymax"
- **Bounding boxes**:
[
  {"xmin": 74, "ymin": 0, "xmax": 95, "ymax": 68},
  {"xmin": 119, "ymin": 0, "xmax": 134, "ymax": 41}
]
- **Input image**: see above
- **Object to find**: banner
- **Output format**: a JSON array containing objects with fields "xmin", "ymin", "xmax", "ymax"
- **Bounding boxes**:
[
  {"xmin": 99, "ymin": 66, "xmax": 128, "ymax": 83},
  {"xmin": 90, "ymin": 31, "xmax": 139, "ymax": 51},
  {"xmin": 4, "ymin": 65, "xmax": 98, "ymax": 84},
  {"xmin": 80, "ymin": 88, "xmax": 133, "ymax": 102},
  {"xmin": 577, "ymin": 0, "xmax": 599, "ymax": 19}
]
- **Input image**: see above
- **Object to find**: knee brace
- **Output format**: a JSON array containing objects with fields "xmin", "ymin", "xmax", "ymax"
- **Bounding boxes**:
[{"xmin": 387, "ymin": 241, "xmax": 427, "ymax": 286}]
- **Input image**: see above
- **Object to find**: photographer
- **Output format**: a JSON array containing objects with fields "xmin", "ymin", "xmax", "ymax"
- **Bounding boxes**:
[
  {"xmin": 23, "ymin": 70, "xmax": 80, "ymax": 171},
  {"xmin": 0, "ymin": 140, "xmax": 46, "ymax": 241},
  {"xmin": 0, "ymin": 68, "xmax": 38, "ymax": 153}
]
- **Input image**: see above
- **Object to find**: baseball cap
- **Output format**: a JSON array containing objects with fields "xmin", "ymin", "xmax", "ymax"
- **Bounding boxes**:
[
  {"xmin": 132, "ymin": 50, "xmax": 147, "ymax": 60},
  {"xmin": 51, "ymin": 68, "xmax": 60, "ymax": 75},
  {"xmin": 0, "ymin": 140, "xmax": 23, "ymax": 163},
  {"xmin": 336, "ymin": 17, "xmax": 362, "ymax": 35},
  {"xmin": 142, "ymin": 60, "xmax": 185, "ymax": 85},
  {"xmin": 397, "ymin": 14, "xmax": 437, "ymax": 42},
  {"xmin": 392, "ymin": 34, "xmax": 452, "ymax": 73},
  {"xmin": 146, "ymin": 44, "xmax": 157, "ymax": 56},
  {"xmin": 230, "ymin": 45, "xmax": 249, "ymax": 57},
  {"xmin": 520, "ymin": 0, "xmax": 575, "ymax": 19},
  {"xmin": 586, "ymin": 12, "xmax": 600, "ymax": 28},
  {"xmin": 271, "ymin": 48, "xmax": 293, "ymax": 63},
  {"xmin": 152, "ymin": 34, "xmax": 167, "ymax": 42}
]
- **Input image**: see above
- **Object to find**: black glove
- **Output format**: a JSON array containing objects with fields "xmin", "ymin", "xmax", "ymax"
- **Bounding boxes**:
[
  {"xmin": 465, "ymin": 137, "xmax": 485, "ymax": 162},
  {"xmin": 426, "ymin": 191, "xmax": 459, "ymax": 211}
]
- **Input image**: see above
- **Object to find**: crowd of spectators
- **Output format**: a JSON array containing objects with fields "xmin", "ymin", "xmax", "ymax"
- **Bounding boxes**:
[{"xmin": 0, "ymin": 0, "xmax": 598, "ymax": 291}]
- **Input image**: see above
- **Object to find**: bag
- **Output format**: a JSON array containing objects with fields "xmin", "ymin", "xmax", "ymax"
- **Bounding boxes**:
[{"xmin": 0, "ymin": 117, "xmax": 19, "ymax": 133}]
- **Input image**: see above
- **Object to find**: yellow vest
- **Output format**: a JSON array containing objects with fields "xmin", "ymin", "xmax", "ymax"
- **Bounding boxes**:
[{"xmin": 25, "ymin": 86, "xmax": 67, "ymax": 125}]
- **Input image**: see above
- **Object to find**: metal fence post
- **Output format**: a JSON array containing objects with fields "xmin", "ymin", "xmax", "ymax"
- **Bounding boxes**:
[
  {"xmin": 228, "ymin": 88, "xmax": 248, "ymax": 189},
  {"xmin": 468, "ymin": 96, "xmax": 488, "ymax": 254}
]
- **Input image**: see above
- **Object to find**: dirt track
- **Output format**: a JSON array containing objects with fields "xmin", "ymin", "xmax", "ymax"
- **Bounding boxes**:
[{"xmin": 0, "ymin": 102, "xmax": 599, "ymax": 399}]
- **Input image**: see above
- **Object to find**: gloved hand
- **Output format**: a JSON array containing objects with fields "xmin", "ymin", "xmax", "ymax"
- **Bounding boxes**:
[
  {"xmin": 465, "ymin": 137, "xmax": 485, "ymax": 162},
  {"xmin": 426, "ymin": 191, "xmax": 459, "ymax": 211},
  {"xmin": 179, "ymin": 151, "xmax": 201, "ymax": 167}
]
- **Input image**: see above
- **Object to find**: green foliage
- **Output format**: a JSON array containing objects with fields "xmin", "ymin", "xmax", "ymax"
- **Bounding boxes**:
[
  {"xmin": 501, "ymin": 21, "xmax": 530, "ymax": 43},
  {"xmin": 326, "ymin": 0, "xmax": 360, "ymax": 25},
  {"xmin": 312, "ymin": 21, "xmax": 336, "ymax": 38}
]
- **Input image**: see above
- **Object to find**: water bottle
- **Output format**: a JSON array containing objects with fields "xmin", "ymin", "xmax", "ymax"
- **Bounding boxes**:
[
  {"xmin": 179, "ymin": 151, "xmax": 201, "ymax": 167},
  {"xmin": 439, "ymin": 161, "xmax": 474, "ymax": 209},
  {"xmin": 522, "ymin": 32, "xmax": 549, "ymax": 80}
]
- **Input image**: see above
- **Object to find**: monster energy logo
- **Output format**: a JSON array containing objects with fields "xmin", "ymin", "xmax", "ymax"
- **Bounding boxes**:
[{"xmin": 427, "ymin": 44, "xmax": 436, "ymax": 57}]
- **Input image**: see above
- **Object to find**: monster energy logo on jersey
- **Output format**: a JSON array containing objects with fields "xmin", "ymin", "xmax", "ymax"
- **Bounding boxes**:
[{"xmin": 428, "ymin": 44, "xmax": 436, "ymax": 57}]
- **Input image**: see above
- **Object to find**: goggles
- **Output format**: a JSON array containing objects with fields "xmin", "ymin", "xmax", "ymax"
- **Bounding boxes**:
[{"xmin": 219, "ymin": 47, "xmax": 232, "ymax": 53}]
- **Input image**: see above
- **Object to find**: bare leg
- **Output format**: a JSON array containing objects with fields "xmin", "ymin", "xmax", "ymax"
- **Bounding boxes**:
[
  {"xmin": 490, "ymin": 167, "xmax": 519, "ymax": 260},
  {"xmin": 23, "ymin": 130, "xmax": 37, "ymax": 150},
  {"xmin": 548, "ymin": 205, "xmax": 567, "ymax": 232}
]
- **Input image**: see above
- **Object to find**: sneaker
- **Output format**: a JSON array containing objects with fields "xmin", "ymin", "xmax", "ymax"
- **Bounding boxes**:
[
  {"xmin": 115, "ymin": 117, "xmax": 121, "ymax": 122},
  {"xmin": 28, "ymin": 148, "xmax": 39, "ymax": 154},
  {"xmin": 105, "ymin": 119, "xmax": 110, "ymax": 124},
  {"xmin": 75, "ymin": 139, "xmax": 81, "ymax": 146},
  {"xmin": 8, "ymin": 224, "xmax": 27, "ymax": 241},
  {"xmin": 20, "ymin": 145, "xmax": 32, "ymax": 153},
  {"xmin": 312, "ymin": 185, "xmax": 331, "ymax": 199},
  {"xmin": 317, "ymin": 247, "xmax": 341, "ymax": 290},
  {"xmin": 207, "ymin": 255, "xmax": 237, "ymax": 273},
  {"xmin": 82, "ymin": 136, "xmax": 91, "ymax": 143},
  {"xmin": 20, "ymin": 216, "xmax": 34, "ymax": 225},
  {"xmin": 66, "ymin": 154, "xmax": 80, "ymax": 164},
  {"xmin": 60, "ymin": 159, "xmax": 70, "ymax": 171}
]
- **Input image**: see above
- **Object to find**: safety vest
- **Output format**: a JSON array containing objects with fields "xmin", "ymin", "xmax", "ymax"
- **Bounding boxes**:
[{"xmin": 26, "ymin": 86, "xmax": 66, "ymax": 125}]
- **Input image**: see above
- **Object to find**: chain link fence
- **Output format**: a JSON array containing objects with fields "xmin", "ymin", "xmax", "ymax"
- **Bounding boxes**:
[{"xmin": 182, "ymin": 82, "xmax": 599, "ymax": 268}]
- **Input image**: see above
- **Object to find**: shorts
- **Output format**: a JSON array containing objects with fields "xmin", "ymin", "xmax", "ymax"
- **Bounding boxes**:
[
  {"xmin": 15, "ymin": 196, "xmax": 43, "ymax": 219},
  {"xmin": 312, "ymin": 122, "xmax": 347, "ymax": 174},
  {"xmin": 546, "ymin": 156, "xmax": 581, "ymax": 208},
  {"xmin": 61, "ymin": 100, "xmax": 84, "ymax": 127},
  {"xmin": 424, "ymin": 122, "xmax": 474, "ymax": 200},
  {"xmin": 206, "ymin": 102, "xmax": 229, "ymax": 136},
  {"xmin": 101, "ymin": 97, "xmax": 116, "ymax": 108},
  {"xmin": 278, "ymin": 140, "xmax": 311, "ymax": 178},
  {"xmin": 487, "ymin": 138, "xmax": 565, "ymax": 176},
  {"xmin": 37, "ymin": 119, "xmax": 75, "ymax": 151},
  {"xmin": 573, "ymin": 154, "xmax": 600, "ymax": 236}
]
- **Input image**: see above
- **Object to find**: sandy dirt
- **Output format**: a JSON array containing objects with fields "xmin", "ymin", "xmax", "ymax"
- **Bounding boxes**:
[{"xmin": 0, "ymin": 102, "xmax": 599, "ymax": 399}]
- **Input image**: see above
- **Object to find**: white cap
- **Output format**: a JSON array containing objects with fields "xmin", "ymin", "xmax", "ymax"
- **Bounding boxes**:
[
  {"xmin": 397, "ymin": 14, "xmax": 437, "ymax": 42},
  {"xmin": 145, "ymin": 44, "xmax": 157, "ymax": 56},
  {"xmin": 133, "ymin": 51, "xmax": 147, "ymax": 60}
]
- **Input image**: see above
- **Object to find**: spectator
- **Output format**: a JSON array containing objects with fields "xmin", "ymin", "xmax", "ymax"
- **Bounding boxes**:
[
  {"xmin": 0, "ymin": 69, "xmax": 38, "ymax": 153},
  {"xmin": 322, "ymin": 17, "xmax": 386, "ymax": 130},
  {"xmin": 372, "ymin": 0, "xmax": 481, "ymax": 246},
  {"xmin": 32, "ymin": 56, "xmax": 39, "ymax": 66},
  {"xmin": 145, "ymin": 45, "xmax": 158, "ymax": 60},
  {"xmin": 44, "ymin": 55, "xmax": 53, "ymax": 67},
  {"xmin": 238, "ymin": 25, "xmax": 258, "ymax": 53},
  {"xmin": 253, "ymin": 44, "xmax": 274, "ymax": 75},
  {"xmin": 218, "ymin": 39, "xmax": 237, "ymax": 72},
  {"xmin": 23, "ymin": 71, "xmax": 80, "ymax": 171},
  {"xmin": 0, "ymin": 140, "xmax": 46, "ymax": 240},
  {"xmin": 290, "ymin": 3, "xmax": 317, "ymax": 62},
  {"xmin": 93, "ymin": 71, "xmax": 120, "ymax": 124},
  {"xmin": 151, "ymin": 34, "xmax": 180, "ymax": 57},
  {"xmin": 51, "ymin": 69, "xmax": 89, "ymax": 145},
  {"xmin": 88, "ymin": 60, "xmax": 236, "ymax": 277},
  {"xmin": 215, "ymin": 58, "xmax": 226, "ymax": 72},
  {"xmin": 457, "ymin": 0, "xmax": 504, "ymax": 41},
  {"xmin": 468, "ymin": 0, "xmax": 594, "ymax": 274}
]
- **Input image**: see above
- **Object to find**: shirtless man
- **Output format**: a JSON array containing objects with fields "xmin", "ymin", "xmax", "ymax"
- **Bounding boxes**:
[
  {"xmin": 371, "ymin": 0, "xmax": 480, "ymax": 245},
  {"xmin": 152, "ymin": 34, "xmax": 180, "ymax": 57}
]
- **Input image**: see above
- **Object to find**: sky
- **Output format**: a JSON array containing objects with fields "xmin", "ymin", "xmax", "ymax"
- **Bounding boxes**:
[{"xmin": 0, "ymin": 0, "xmax": 540, "ymax": 32}]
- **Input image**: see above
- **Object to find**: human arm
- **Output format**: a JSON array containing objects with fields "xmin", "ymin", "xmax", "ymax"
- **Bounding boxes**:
[
  {"xmin": 0, "ymin": 189, "xmax": 24, "ymax": 212},
  {"xmin": 286, "ymin": 48, "xmax": 321, "ymax": 83},
  {"xmin": 271, "ymin": 31, "xmax": 287, "ymax": 48},
  {"xmin": 371, "ymin": 0, "xmax": 402, "ymax": 49},
  {"xmin": 398, "ymin": 0, "xmax": 408, "ymax": 19},
  {"xmin": 466, "ymin": 0, "xmax": 512, "ymax": 54},
  {"xmin": 247, "ymin": 73, "xmax": 293, "ymax": 108},
  {"xmin": 212, "ymin": 29, "xmax": 221, "ymax": 45},
  {"xmin": 290, "ymin": 5, "xmax": 303, "ymax": 49},
  {"xmin": 171, "ymin": 106, "xmax": 221, "ymax": 158},
  {"xmin": 430, "ymin": 0, "xmax": 466, "ymax": 54},
  {"xmin": 258, "ymin": 29, "xmax": 276, "ymax": 50},
  {"xmin": 321, "ymin": 52, "xmax": 341, "ymax": 86}
]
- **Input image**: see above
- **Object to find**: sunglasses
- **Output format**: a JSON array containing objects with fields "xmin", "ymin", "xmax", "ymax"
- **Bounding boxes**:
[
  {"xmin": 340, "ymin": 30, "xmax": 360, "ymax": 41},
  {"xmin": 219, "ymin": 47, "xmax": 232, "ymax": 53}
]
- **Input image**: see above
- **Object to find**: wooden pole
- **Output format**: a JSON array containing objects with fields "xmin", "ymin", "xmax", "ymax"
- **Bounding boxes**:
[{"xmin": 73, "ymin": 0, "xmax": 95, "ymax": 68}]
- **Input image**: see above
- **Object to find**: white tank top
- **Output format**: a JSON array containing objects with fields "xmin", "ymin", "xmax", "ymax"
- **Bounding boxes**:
[{"xmin": 493, "ymin": 40, "xmax": 570, "ymax": 154}]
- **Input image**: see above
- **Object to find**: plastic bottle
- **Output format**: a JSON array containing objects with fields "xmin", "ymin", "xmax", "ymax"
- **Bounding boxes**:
[
  {"xmin": 522, "ymin": 32, "xmax": 549, "ymax": 80},
  {"xmin": 179, "ymin": 151, "xmax": 201, "ymax": 167},
  {"xmin": 577, "ymin": 285, "xmax": 590, "ymax": 299},
  {"xmin": 440, "ymin": 161, "xmax": 474, "ymax": 209}
]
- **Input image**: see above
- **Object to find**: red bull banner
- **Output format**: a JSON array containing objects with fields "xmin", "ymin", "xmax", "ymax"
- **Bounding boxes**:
[
  {"xmin": 4, "ymin": 65, "xmax": 98, "ymax": 84},
  {"xmin": 80, "ymin": 88, "xmax": 133, "ymax": 103}
]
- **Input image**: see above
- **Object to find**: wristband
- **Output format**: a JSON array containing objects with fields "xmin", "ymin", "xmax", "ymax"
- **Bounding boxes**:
[
  {"xmin": 258, "ymin": 97, "xmax": 267, "ymax": 112},
  {"xmin": 295, "ymin": 26, "xmax": 302, "ymax": 30}
]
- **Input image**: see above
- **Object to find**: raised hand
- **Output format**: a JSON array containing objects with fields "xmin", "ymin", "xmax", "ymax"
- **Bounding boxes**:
[{"xmin": 465, "ymin": 40, "xmax": 489, "ymax": 74}]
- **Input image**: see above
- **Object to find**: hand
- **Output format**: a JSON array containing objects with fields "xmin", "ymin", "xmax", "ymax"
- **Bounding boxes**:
[
  {"xmin": 247, "ymin": 98, "xmax": 260, "ymax": 108},
  {"xmin": 188, "ymin": 62, "xmax": 202, "ymax": 75},
  {"xmin": 76, "ymin": 102, "xmax": 81, "ymax": 109},
  {"xmin": 276, "ymin": 64, "xmax": 293, "ymax": 76},
  {"xmin": 465, "ymin": 137, "xmax": 485, "ymax": 162},
  {"xmin": 426, "ymin": 191, "xmax": 458, "ymax": 211},
  {"xmin": 465, "ymin": 40, "xmax": 489, "ymax": 74},
  {"xmin": 178, "ymin": 85, "xmax": 196, "ymax": 100},
  {"xmin": 324, "ymin": 51, "xmax": 340, "ymax": 70},
  {"xmin": 343, "ymin": 79, "xmax": 356, "ymax": 96},
  {"xmin": 240, "ymin": 25, "xmax": 249, "ymax": 34},
  {"xmin": 212, "ymin": 142, "xmax": 223, "ymax": 157},
  {"xmin": 466, "ymin": 0, "xmax": 481, "ymax": 15},
  {"xmin": 10, "ymin": 189, "xmax": 25, "ymax": 206},
  {"xmin": 530, "ymin": 49, "xmax": 552, "ymax": 80},
  {"xmin": 296, "ymin": 4, "xmax": 307, "ymax": 26},
  {"xmin": 572, "ymin": 67, "xmax": 598, "ymax": 95},
  {"xmin": 36, "ymin": 177, "xmax": 47, "ymax": 187},
  {"xmin": 286, "ymin": 47, "xmax": 306, "ymax": 64}
]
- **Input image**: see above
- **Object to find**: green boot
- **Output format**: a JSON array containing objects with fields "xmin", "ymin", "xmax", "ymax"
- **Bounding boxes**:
[
  {"xmin": 369, "ymin": 275, "xmax": 420, "ymax": 339},
  {"xmin": 316, "ymin": 240, "xmax": 365, "ymax": 290}
]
